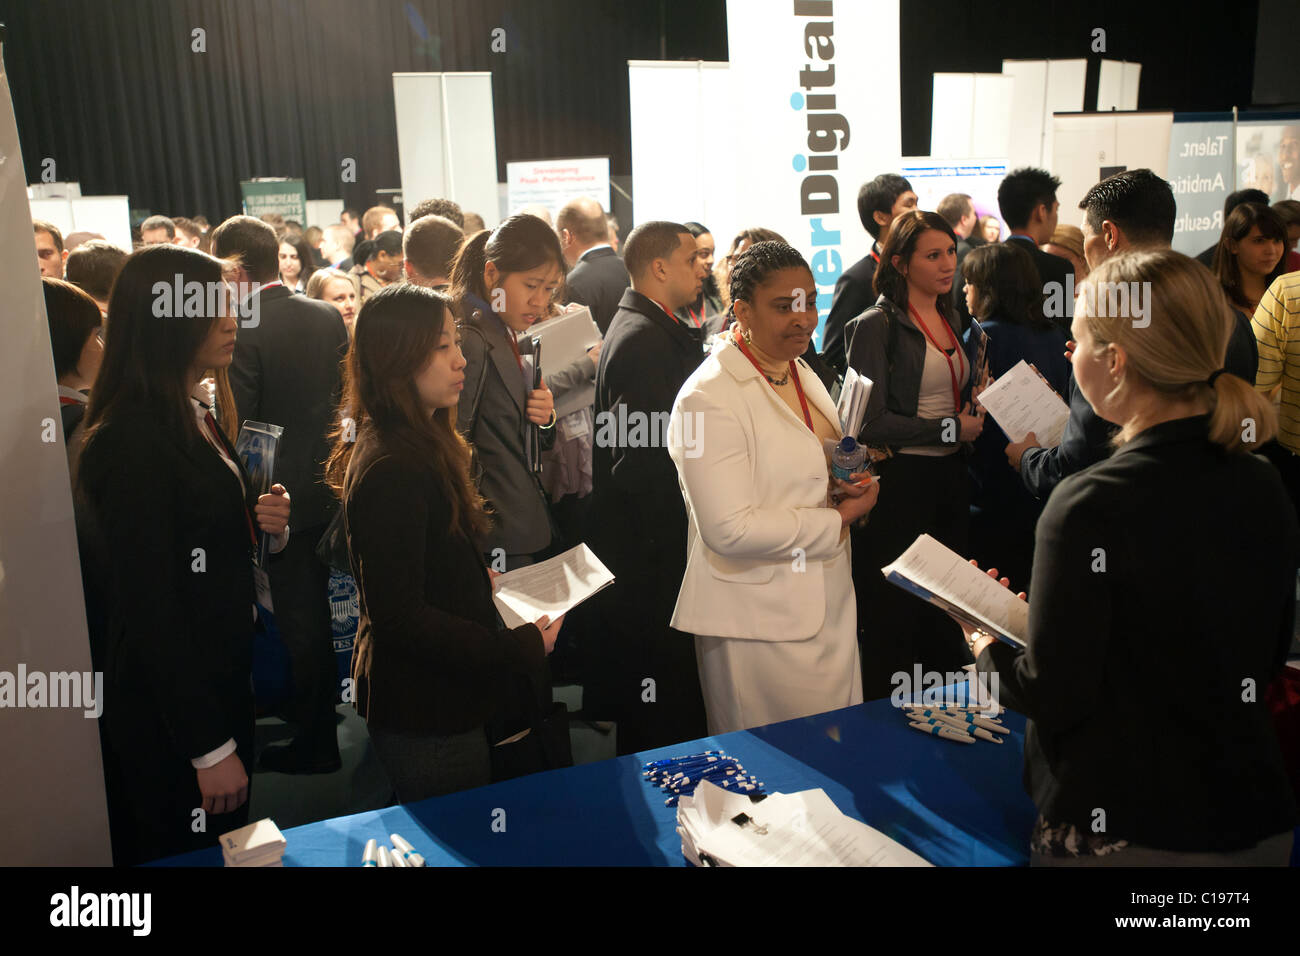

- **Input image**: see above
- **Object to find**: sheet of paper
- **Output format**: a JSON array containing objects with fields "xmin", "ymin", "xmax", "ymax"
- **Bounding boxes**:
[
  {"xmin": 976, "ymin": 358, "xmax": 1069, "ymax": 448},
  {"xmin": 492, "ymin": 543, "xmax": 615, "ymax": 629},
  {"xmin": 525, "ymin": 307, "xmax": 602, "ymax": 419},
  {"xmin": 836, "ymin": 366, "xmax": 873, "ymax": 439},
  {"xmin": 882, "ymin": 534, "xmax": 1028, "ymax": 647}
]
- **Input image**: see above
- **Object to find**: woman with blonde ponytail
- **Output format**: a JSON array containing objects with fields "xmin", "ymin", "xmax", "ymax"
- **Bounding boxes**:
[{"xmin": 967, "ymin": 249, "xmax": 1299, "ymax": 865}]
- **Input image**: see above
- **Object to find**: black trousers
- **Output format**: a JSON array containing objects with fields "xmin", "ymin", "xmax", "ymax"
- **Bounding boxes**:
[
  {"xmin": 268, "ymin": 525, "xmax": 338, "ymax": 758},
  {"xmin": 852, "ymin": 452, "xmax": 973, "ymax": 701}
]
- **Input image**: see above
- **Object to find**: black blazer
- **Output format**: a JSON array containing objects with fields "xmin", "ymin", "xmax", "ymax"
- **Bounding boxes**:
[
  {"xmin": 76, "ymin": 403, "xmax": 259, "ymax": 762},
  {"xmin": 1007, "ymin": 236, "xmax": 1073, "ymax": 336},
  {"xmin": 565, "ymin": 246, "xmax": 631, "ymax": 335},
  {"xmin": 343, "ymin": 427, "xmax": 546, "ymax": 735},
  {"xmin": 590, "ymin": 288, "xmax": 704, "ymax": 582},
  {"xmin": 981, "ymin": 416, "xmax": 1299, "ymax": 851},
  {"xmin": 229, "ymin": 284, "xmax": 348, "ymax": 532},
  {"xmin": 820, "ymin": 247, "xmax": 878, "ymax": 376}
]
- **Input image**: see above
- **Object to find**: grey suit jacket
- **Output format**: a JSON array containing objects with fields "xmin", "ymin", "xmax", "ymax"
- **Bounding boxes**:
[
  {"xmin": 565, "ymin": 246, "xmax": 630, "ymax": 335},
  {"xmin": 457, "ymin": 298, "xmax": 554, "ymax": 559}
]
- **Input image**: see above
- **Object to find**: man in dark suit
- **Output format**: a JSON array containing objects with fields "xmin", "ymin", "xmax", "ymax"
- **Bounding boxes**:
[
  {"xmin": 586, "ymin": 220, "xmax": 708, "ymax": 755},
  {"xmin": 1195, "ymin": 188, "xmax": 1270, "ymax": 267},
  {"xmin": 212, "ymin": 215, "xmax": 349, "ymax": 774},
  {"xmin": 558, "ymin": 197, "xmax": 630, "ymax": 334},
  {"xmin": 1006, "ymin": 169, "xmax": 1259, "ymax": 499},
  {"xmin": 820, "ymin": 173, "xmax": 917, "ymax": 375},
  {"xmin": 937, "ymin": 192, "xmax": 983, "ymax": 268}
]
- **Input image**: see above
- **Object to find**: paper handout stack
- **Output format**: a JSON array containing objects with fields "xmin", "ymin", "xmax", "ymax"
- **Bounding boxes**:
[
  {"xmin": 492, "ymin": 543, "xmax": 615, "ymax": 629},
  {"xmin": 220, "ymin": 818, "xmax": 286, "ymax": 867},
  {"xmin": 676, "ymin": 780, "xmax": 931, "ymax": 867}
]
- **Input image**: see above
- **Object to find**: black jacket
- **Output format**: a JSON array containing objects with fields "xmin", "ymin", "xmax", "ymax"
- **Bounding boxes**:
[
  {"xmin": 980, "ymin": 415, "xmax": 1299, "ymax": 851},
  {"xmin": 565, "ymin": 246, "xmax": 631, "ymax": 335},
  {"xmin": 343, "ymin": 427, "xmax": 546, "ymax": 735},
  {"xmin": 845, "ymin": 293, "xmax": 967, "ymax": 450},
  {"xmin": 820, "ymin": 246, "xmax": 878, "ymax": 376},
  {"xmin": 76, "ymin": 404, "xmax": 259, "ymax": 762},
  {"xmin": 229, "ymin": 285, "xmax": 348, "ymax": 532}
]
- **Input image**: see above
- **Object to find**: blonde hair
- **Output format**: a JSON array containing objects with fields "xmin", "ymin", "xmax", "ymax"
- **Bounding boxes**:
[
  {"xmin": 305, "ymin": 267, "xmax": 353, "ymax": 300},
  {"xmin": 1075, "ymin": 249, "xmax": 1275, "ymax": 453}
]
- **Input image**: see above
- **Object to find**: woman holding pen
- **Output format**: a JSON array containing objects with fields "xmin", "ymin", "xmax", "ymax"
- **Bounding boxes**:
[
  {"xmin": 967, "ymin": 251, "xmax": 1298, "ymax": 865},
  {"xmin": 326, "ymin": 284, "xmax": 560, "ymax": 801},
  {"xmin": 845, "ymin": 210, "xmax": 986, "ymax": 700},
  {"xmin": 450, "ymin": 215, "xmax": 561, "ymax": 570}
]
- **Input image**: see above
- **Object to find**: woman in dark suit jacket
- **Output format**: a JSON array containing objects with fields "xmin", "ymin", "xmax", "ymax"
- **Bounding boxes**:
[
  {"xmin": 961, "ymin": 241, "xmax": 1069, "ymax": 589},
  {"xmin": 75, "ymin": 245, "xmax": 291, "ymax": 865},
  {"xmin": 969, "ymin": 250, "xmax": 1298, "ymax": 865},
  {"xmin": 845, "ymin": 210, "xmax": 986, "ymax": 700},
  {"xmin": 325, "ymin": 284, "xmax": 560, "ymax": 801},
  {"xmin": 450, "ymin": 215, "xmax": 561, "ymax": 571}
]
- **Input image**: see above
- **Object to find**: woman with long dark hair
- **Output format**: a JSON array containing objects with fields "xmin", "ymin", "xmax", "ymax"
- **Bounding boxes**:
[
  {"xmin": 449, "ymin": 214, "xmax": 561, "ymax": 570},
  {"xmin": 75, "ymin": 245, "xmax": 291, "ymax": 864},
  {"xmin": 324, "ymin": 283, "xmax": 559, "ymax": 800},
  {"xmin": 845, "ymin": 209, "xmax": 985, "ymax": 699},
  {"xmin": 1212, "ymin": 202, "xmax": 1287, "ymax": 315},
  {"xmin": 680, "ymin": 221, "xmax": 725, "ymax": 331}
]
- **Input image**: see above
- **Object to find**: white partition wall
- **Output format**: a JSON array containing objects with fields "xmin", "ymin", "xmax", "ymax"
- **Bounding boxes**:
[
  {"xmin": 392, "ymin": 72, "xmax": 500, "ymax": 228},
  {"xmin": 628, "ymin": 60, "xmax": 735, "ymax": 247},
  {"xmin": 725, "ymin": 0, "xmax": 901, "ymax": 347},
  {"xmin": 1002, "ymin": 59, "xmax": 1087, "ymax": 169},
  {"xmin": 1097, "ymin": 60, "xmax": 1142, "ymax": 112},
  {"xmin": 931, "ymin": 74, "xmax": 1013, "ymax": 159},
  {"xmin": 1050, "ymin": 112, "xmax": 1173, "ymax": 220},
  {"xmin": 29, "ymin": 194, "xmax": 131, "ymax": 250},
  {"xmin": 0, "ymin": 47, "xmax": 112, "ymax": 865}
]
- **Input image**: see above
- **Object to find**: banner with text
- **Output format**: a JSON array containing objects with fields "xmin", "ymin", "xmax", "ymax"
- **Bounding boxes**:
[
  {"xmin": 727, "ymin": 0, "xmax": 901, "ymax": 349},
  {"xmin": 1166, "ymin": 115, "xmax": 1234, "ymax": 256},
  {"xmin": 506, "ymin": 158, "xmax": 611, "ymax": 220},
  {"xmin": 1236, "ymin": 114, "xmax": 1300, "ymax": 204},
  {"xmin": 240, "ymin": 179, "xmax": 307, "ymax": 224}
]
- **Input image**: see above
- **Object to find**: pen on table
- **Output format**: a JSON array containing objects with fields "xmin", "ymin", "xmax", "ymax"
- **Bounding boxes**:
[
  {"xmin": 901, "ymin": 702, "xmax": 1004, "ymax": 719},
  {"xmin": 391, "ymin": 833, "xmax": 426, "ymax": 867},
  {"xmin": 389, "ymin": 845, "xmax": 408, "ymax": 867},
  {"xmin": 908, "ymin": 719, "xmax": 975, "ymax": 744},
  {"xmin": 362, "ymin": 838, "xmax": 378, "ymax": 867},
  {"xmin": 643, "ymin": 751, "xmax": 724, "ymax": 770},
  {"xmin": 906, "ymin": 706, "xmax": 1006, "ymax": 734},
  {"xmin": 376, "ymin": 844, "xmax": 392, "ymax": 867}
]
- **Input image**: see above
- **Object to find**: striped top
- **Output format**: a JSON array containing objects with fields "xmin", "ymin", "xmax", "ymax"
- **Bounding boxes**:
[{"xmin": 1252, "ymin": 271, "xmax": 1300, "ymax": 455}]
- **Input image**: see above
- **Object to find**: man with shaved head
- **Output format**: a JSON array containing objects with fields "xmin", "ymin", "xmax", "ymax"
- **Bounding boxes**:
[{"xmin": 557, "ymin": 196, "xmax": 629, "ymax": 333}]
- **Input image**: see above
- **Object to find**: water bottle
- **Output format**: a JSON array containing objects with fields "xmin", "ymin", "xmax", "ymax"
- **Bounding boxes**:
[{"xmin": 830, "ymin": 436, "xmax": 867, "ymax": 481}]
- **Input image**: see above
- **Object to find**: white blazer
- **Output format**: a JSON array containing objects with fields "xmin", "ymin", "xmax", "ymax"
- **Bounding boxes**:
[{"xmin": 668, "ymin": 340, "xmax": 847, "ymax": 641}]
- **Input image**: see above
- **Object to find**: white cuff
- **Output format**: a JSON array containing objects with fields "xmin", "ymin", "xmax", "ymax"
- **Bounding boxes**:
[
  {"xmin": 269, "ymin": 525, "xmax": 290, "ymax": 554},
  {"xmin": 191, "ymin": 737, "xmax": 237, "ymax": 769}
]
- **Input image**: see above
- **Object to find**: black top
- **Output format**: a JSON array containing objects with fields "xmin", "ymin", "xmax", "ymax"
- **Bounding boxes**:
[
  {"xmin": 343, "ymin": 427, "xmax": 546, "ymax": 735},
  {"xmin": 229, "ymin": 284, "xmax": 349, "ymax": 531},
  {"xmin": 820, "ymin": 247, "xmax": 877, "ymax": 377},
  {"xmin": 76, "ymin": 404, "xmax": 259, "ymax": 760},
  {"xmin": 565, "ymin": 246, "xmax": 631, "ymax": 335},
  {"xmin": 980, "ymin": 415, "xmax": 1299, "ymax": 851}
]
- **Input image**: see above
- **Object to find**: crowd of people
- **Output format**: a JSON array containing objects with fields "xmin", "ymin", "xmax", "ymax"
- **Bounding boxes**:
[{"xmin": 32, "ymin": 162, "xmax": 1300, "ymax": 866}]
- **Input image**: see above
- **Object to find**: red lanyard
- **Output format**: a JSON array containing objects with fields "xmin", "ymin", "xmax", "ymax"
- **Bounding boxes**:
[
  {"xmin": 504, "ymin": 329, "xmax": 524, "ymax": 371},
  {"xmin": 651, "ymin": 298, "xmax": 681, "ymax": 326},
  {"xmin": 908, "ymin": 303, "xmax": 965, "ymax": 414},
  {"xmin": 735, "ymin": 338, "xmax": 813, "ymax": 433},
  {"xmin": 869, "ymin": 249, "xmax": 880, "ymax": 264},
  {"xmin": 202, "ymin": 410, "xmax": 259, "ymax": 550},
  {"xmin": 685, "ymin": 305, "xmax": 702, "ymax": 327}
]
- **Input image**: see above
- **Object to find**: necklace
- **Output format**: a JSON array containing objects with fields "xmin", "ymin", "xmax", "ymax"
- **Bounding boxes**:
[{"xmin": 761, "ymin": 367, "xmax": 790, "ymax": 386}]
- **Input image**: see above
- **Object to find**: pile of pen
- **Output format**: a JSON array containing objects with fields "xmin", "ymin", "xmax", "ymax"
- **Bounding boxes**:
[
  {"xmin": 643, "ymin": 750, "xmax": 765, "ymax": 807},
  {"xmin": 901, "ymin": 702, "xmax": 1009, "ymax": 744},
  {"xmin": 361, "ymin": 833, "xmax": 426, "ymax": 867}
]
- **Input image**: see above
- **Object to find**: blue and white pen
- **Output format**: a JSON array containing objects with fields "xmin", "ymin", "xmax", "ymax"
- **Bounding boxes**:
[
  {"xmin": 390, "ymin": 832, "xmax": 426, "ymax": 867},
  {"xmin": 362, "ymin": 838, "xmax": 378, "ymax": 867},
  {"xmin": 908, "ymin": 719, "xmax": 975, "ymax": 744}
]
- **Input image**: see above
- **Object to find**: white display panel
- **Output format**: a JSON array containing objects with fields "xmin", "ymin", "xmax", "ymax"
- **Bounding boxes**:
[
  {"xmin": 392, "ymin": 72, "xmax": 499, "ymax": 229},
  {"xmin": 305, "ymin": 199, "xmax": 344, "ymax": 231},
  {"xmin": 1002, "ymin": 59, "xmax": 1087, "ymax": 169},
  {"xmin": 68, "ymin": 195, "xmax": 131, "ymax": 250},
  {"xmin": 629, "ymin": 60, "xmax": 735, "ymax": 248},
  {"xmin": 725, "ymin": 0, "xmax": 901, "ymax": 347},
  {"xmin": 1050, "ymin": 112, "xmax": 1173, "ymax": 223},
  {"xmin": 931, "ymin": 73, "xmax": 1013, "ymax": 159},
  {"xmin": 1, "ymin": 48, "xmax": 112, "ymax": 865},
  {"xmin": 1096, "ymin": 60, "xmax": 1142, "ymax": 112}
]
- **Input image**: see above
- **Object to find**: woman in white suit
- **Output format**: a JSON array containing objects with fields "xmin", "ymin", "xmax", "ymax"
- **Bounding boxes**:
[{"xmin": 668, "ymin": 241, "xmax": 880, "ymax": 734}]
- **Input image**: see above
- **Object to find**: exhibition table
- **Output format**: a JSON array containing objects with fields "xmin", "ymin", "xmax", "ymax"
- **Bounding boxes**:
[{"xmin": 158, "ymin": 691, "xmax": 1037, "ymax": 866}]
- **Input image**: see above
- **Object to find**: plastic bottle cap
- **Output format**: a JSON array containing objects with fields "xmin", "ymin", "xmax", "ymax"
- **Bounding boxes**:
[{"xmin": 838, "ymin": 436, "xmax": 858, "ymax": 452}]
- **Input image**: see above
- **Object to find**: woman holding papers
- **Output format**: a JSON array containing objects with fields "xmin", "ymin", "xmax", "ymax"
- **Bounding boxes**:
[
  {"xmin": 961, "ymin": 242, "xmax": 1068, "ymax": 588},
  {"xmin": 450, "ymin": 214, "xmax": 561, "ymax": 570},
  {"xmin": 668, "ymin": 241, "xmax": 879, "ymax": 734},
  {"xmin": 845, "ymin": 210, "xmax": 985, "ymax": 699},
  {"xmin": 325, "ymin": 284, "xmax": 560, "ymax": 801},
  {"xmin": 75, "ymin": 246, "xmax": 292, "ymax": 864},
  {"xmin": 968, "ymin": 251, "xmax": 1298, "ymax": 865}
]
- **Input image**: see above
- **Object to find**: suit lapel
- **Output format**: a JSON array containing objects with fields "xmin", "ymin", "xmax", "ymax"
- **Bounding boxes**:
[
  {"xmin": 717, "ymin": 343, "xmax": 827, "ymax": 446},
  {"xmin": 478, "ymin": 312, "xmax": 526, "ymax": 415}
]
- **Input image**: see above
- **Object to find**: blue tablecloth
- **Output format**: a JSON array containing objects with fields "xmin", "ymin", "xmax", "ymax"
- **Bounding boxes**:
[{"xmin": 159, "ymin": 691, "xmax": 1037, "ymax": 866}]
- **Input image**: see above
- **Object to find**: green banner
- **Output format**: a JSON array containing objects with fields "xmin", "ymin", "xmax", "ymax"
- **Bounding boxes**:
[{"xmin": 240, "ymin": 179, "xmax": 307, "ymax": 223}]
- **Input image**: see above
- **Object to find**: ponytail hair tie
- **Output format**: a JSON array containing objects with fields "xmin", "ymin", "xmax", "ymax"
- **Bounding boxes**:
[{"xmin": 1206, "ymin": 367, "xmax": 1227, "ymax": 387}]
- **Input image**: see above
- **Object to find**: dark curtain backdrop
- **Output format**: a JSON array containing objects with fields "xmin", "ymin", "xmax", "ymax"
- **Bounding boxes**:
[
  {"xmin": 0, "ymin": 0, "xmax": 1274, "ymax": 224},
  {"xmin": 0, "ymin": 0, "xmax": 727, "ymax": 221}
]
